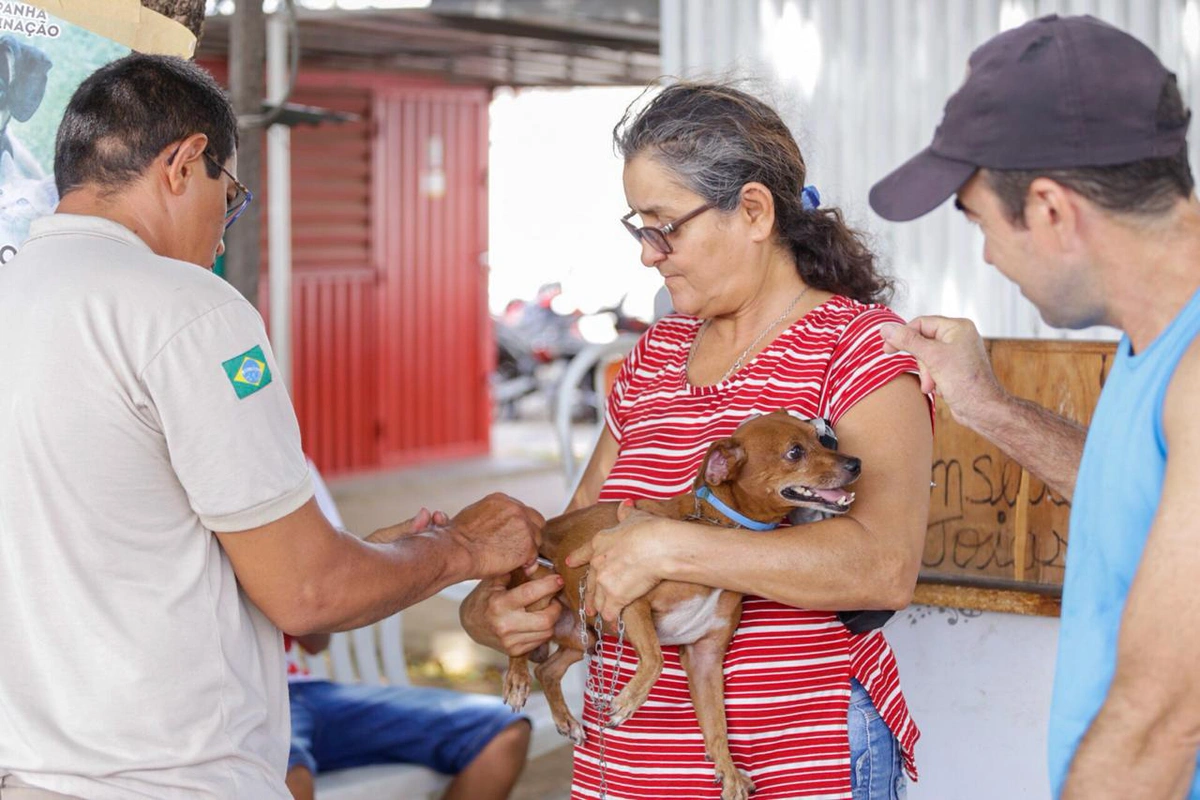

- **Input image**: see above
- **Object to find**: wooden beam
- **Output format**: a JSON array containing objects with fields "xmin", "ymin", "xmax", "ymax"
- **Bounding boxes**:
[
  {"xmin": 913, "ymin": 582, "xmax": 1062, "ymax": 618},
  {"xmin": 1013, "ymin": 468, "xmax": 1030, "ymax": 582},
  {"xmin": 194, "ymin": 11, "xmax": 661, "ymax": 88}
]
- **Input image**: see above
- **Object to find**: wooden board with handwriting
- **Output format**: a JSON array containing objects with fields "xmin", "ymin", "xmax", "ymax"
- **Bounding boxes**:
[{"xmin": 919, "ymin": 339, "xmax": 1117, "ymax": 612}]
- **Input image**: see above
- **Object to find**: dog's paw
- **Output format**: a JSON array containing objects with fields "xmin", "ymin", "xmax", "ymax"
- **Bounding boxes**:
[
  {"xmin": 716, "ymin": 767, "xmax": 755, "ymax": 800},
  {"xmin": 606, "ymin": 685, "xmax": 651, "ymax": 728},
  {"xmin": 501, "ymin": 667, "xmax": 531, "ymax": 712},
  {"xmin": 556, "ymin": 715, "xmax": 586, "ymax": 746}
]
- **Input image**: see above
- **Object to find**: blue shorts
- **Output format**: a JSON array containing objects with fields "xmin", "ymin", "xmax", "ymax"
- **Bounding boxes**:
[
  {"xmin": 287, "ymin": 680, "xmax": 528, "ymax": 776},
  {"xmin": 849, "ymin": 678, "xmax": 907, "ymax": 800}
]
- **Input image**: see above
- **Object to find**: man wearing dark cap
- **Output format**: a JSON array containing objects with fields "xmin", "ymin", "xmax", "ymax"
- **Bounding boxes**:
[{"xmin": 870, "ymin": 14, "xmax": 1200, "ymax": 799}]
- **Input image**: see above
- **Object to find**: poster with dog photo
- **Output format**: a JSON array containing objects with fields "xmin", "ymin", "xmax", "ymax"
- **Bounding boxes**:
[{"xmin": 0, "ymin": 4, "xmax": 126, "ymax": 262}]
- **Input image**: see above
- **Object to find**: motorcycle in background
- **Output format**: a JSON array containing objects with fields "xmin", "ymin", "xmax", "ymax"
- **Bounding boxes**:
[{"xmin": 491, "ymin": 284, "xmax": 648, "ymax": 420}]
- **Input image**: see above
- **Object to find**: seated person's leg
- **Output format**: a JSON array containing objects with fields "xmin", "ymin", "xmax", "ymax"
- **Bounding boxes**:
[
  {"xmin": 306, "ymin": 682, "xmax": 531, "ymax": 800},
  {"xmin": 443, "ymin": 714, "xmax": 530, "ymax": 800},
  {"xmin": 285, "ymin": 684, "xmax": 320, "ymax": 800}
]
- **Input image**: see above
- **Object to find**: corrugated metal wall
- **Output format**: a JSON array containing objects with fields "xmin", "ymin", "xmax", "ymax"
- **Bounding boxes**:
[
  {"xmin": 204, "ymin": 63, "xmax": 491, "ymax": 476},
  {"xmin": 285, "ymin": 75, "xmax": 491, "ymax": 475},
  {"xmin": 283, "ymin": 84, "xmax": 381, "ymax": 475},
  {"xmin": 373, "ymin": 86, "xmax": 492, "ymax": 469},
  {"xmin": 661, "ymin": 0, "xmax": 1200, "ymax": 338}
]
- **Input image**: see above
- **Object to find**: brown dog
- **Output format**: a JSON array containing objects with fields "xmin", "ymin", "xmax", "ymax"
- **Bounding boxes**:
[{"xmin": 503, "ymin": 410, "xmax": 861, "ymax": 800}]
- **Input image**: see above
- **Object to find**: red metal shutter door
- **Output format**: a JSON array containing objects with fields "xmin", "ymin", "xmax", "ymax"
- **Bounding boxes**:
[
  {"xmin": 374, "ymin": 86, "xmax": 490, "ymax": 467},
  {"xmin": 284, "ymin": 85, "xmax": 380, "ymax": 475}
]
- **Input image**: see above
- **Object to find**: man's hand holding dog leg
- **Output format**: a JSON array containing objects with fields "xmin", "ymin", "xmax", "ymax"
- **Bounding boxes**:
[
  {"xmin": 369, "ymin": 493, "xmax": 539, "ymax": 576},
  {"xmin": 220, "ymin": 493, "xmax": 541, "ymax": 636},
  {"xmin": 447, "ymin": 493, "xmax": 545, "ymax": 578},
  {"xmin": 460, "ymin": 573, "xmax": 563, "ymax": 656},
  {"xmin": 881, "ymin": 317, "xmax": 1086, "ymax": 500}
]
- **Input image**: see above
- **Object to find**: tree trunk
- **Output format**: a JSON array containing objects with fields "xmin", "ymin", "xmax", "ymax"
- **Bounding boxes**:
[{"xmin": 140, "ymin": 0, "xmax": 207, "ymax": 42}]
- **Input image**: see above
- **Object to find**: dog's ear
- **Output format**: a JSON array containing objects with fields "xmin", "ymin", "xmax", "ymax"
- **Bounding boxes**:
[
  {"xmin": 0, "ymin": 36, "xmax": 51, "ymax": 123},
  {"xmin": 0, "ymin": 151, "xmax": 15, "ymax": 182},
  {"xmin": 701, "ymin": 438, "xmax": 746, "ymax": 486}
]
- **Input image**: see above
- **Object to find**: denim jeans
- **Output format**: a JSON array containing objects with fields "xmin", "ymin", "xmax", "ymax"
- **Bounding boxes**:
[
  {"xmin": 848, "ymin": 678, "xmax": 907, "ymax": 800},
  {"xmin": 287, "ymin": 680, "xmax": 527, "ymax": 775}
]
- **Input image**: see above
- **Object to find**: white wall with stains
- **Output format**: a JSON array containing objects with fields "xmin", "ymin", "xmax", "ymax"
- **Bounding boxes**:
[{"xmin": 886, "ymin": 606, "xmax": 1060, "ymax": 798}]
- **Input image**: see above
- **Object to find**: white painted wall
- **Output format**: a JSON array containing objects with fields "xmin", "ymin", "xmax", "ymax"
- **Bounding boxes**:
[
  {"xmin": 656, "ymin": 1, "xmax": 1200, "ymax": 795},
  {"xmin": 488, "ymin": 85, "xmax": 663, "ymax": 321},
  {"xmin": 886, "ymin": 606, "xmax": 1059, "ymax": 799}
]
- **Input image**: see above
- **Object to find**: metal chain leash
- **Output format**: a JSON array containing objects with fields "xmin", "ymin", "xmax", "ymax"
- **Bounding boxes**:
[{"xmin": 580, "ymin": 571, "xmax": 626, "ymax": 800}]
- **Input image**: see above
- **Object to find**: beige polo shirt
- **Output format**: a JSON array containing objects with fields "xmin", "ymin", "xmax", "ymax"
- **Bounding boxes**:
[{"xmin": 0, "ymin": 215, "xmax": 312, "ymax": 799}]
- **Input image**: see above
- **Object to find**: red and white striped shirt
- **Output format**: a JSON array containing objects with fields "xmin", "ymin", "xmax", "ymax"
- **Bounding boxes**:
[
  {"xmin": 572, "ymin": 295, "xmax": 923, "ymax": 800},
  {"xmin": 283, "ymin": 634, "xmax": 318, "ymax": 682}
]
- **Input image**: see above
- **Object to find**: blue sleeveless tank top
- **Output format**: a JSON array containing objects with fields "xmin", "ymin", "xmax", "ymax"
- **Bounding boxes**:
[{"xmin": 1048, "ymin": 286, "xmax": 1200, "ymax": 797}]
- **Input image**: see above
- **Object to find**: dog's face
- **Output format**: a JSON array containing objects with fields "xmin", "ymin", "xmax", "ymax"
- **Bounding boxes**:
[
  {"xmin": 0, "ymin": 35, "xmax": 51, "ymax": 131},
  {"xmin": 698, "ymin": 410, "xmax": 861, "ymax": 518}
]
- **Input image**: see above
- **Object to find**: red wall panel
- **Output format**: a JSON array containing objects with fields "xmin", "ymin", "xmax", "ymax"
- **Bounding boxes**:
[
  {"xmin": 373, "ymin": 86, "xmax": 491, "ymax": 468},
  {"xmin": 283, "ymin": 86, "xmax": 379, "ymax": 475},
  {"xmin": 202, "ymin": 62, "xmax": 491, "ymax": 476}
]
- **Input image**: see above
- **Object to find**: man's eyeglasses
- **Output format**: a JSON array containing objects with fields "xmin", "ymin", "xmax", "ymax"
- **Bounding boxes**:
[
  {"xmin": 620, "ymin": 202, "xmax": 712, "ymax": 255},
  {"xmin": 203, "ymin": 151, "xmax": 253, "ymax": 230}
]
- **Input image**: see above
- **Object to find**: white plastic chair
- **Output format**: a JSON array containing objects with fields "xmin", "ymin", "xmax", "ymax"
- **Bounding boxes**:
[{"xmin": 554, "ymin": 335, "xmax": 639, "ymax": 491}]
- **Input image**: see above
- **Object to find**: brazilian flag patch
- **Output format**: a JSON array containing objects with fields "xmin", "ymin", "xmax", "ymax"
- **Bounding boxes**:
[{"xmin": 222, "ymin": 345, "xmax": 273, "ymax": 399}]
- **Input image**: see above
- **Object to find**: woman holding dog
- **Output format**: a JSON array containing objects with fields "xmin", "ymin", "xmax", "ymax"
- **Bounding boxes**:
[{"xmin": 462, "ymin": 83, "xmax": 932, "ymax": 800}]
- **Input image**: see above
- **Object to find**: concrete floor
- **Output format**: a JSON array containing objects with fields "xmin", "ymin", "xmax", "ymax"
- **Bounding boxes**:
[
  {"xmin": 326, "ymin": 418, "xmax": 593, "ymax": 800},
  {"xmin": 511, "ymin": 747, "xmax": 574, "ymax": 800}
]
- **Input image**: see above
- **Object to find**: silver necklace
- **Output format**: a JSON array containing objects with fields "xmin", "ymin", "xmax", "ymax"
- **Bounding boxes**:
[{"xmin": 688, "ymin": 286, "xmax": 811, "ymax": 384}]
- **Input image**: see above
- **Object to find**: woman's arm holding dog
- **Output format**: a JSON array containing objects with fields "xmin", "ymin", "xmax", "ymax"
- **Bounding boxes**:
[{"xmin": 571, "ymin": 375, "xmax": 932, "ymax": 619}]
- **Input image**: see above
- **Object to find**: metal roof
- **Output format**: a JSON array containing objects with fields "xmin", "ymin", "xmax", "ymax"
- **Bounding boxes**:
[{"xmin": 197, "ymin": 2, "xmax": 660, "ymax": 87}]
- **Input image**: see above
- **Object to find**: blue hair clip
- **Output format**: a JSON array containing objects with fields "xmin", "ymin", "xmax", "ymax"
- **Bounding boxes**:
[{"xmin": 800, "ymin": 185, "xmax": 821, "ymax": 211}]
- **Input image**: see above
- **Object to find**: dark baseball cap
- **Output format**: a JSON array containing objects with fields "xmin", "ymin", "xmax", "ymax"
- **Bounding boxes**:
[{"xmin": 869, "ymin": 14, "xmax": 1190, "ymax": 222}]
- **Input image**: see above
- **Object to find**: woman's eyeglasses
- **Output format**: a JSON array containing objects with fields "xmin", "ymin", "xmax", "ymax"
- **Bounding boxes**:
[{"xmin": 620, "ymin": 202, "xmax": 712, "ymax": 255}]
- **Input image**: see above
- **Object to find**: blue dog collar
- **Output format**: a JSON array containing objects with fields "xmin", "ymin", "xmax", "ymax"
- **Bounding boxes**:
[{"xmin": 694, "ymin": 486, "xmax": 778, "ymax": 531}]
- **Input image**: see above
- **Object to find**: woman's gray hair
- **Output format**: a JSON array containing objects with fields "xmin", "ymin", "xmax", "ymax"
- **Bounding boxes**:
[{"xmin": 614, "ymin": 82, "xmax": 893, "ymax": 305}]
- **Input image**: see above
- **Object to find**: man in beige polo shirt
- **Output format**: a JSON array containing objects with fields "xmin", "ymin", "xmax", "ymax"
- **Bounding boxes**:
[{"xmin": 0, "ymin": 54, "xmax": 543, "ymax": 800}]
